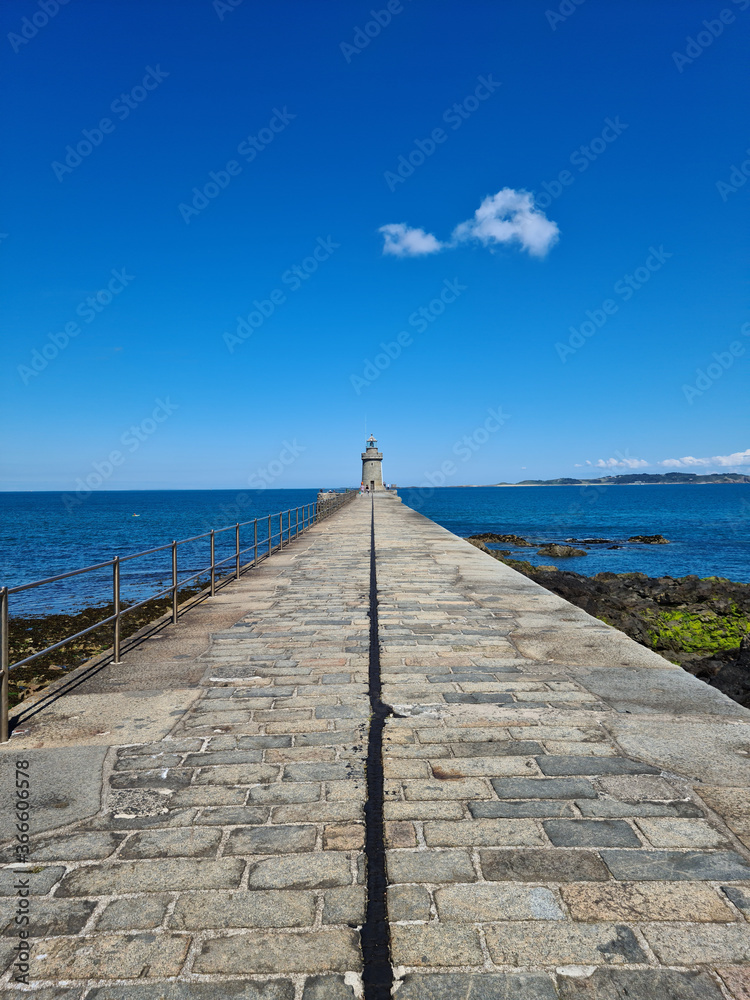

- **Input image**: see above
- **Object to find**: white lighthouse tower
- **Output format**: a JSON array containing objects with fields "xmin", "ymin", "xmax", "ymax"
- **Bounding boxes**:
[{"xmin": 361, "ymin": 435, "xmax": 384, "ymax": 492}]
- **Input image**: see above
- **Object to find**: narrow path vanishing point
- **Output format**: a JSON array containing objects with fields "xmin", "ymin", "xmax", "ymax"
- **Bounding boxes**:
[{"xmin": 2, "ymin": 492, "xmax": 750, "ymax": 1000}]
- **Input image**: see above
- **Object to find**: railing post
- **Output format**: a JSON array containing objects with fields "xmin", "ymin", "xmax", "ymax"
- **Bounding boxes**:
[
  {"xmin": 210, "ymin": 530, "xmax": 216, "ymax": 596},
  {"xmin": 112, "ymin": 557, "xmax": 121, "ymax": 664},
  {"xmin": 235, "ymin": 523, "xmax": 240, "ymax": 580},
  {"xmin": 171, "ymin": 541, "xmax": 178, "ymax": 624},
  {"xmin": 296, "ymin": 507, "xmax": 299, "ymax": 538},
  {"xmin": 254, "ymin": 519, "xmax": 258, "ymax": 565},
  {"xmin": 288, "ymin": 509, "xmax": 291, "ymax": 543},
  {"xmin": 268, "ymin": 514, "xmax": 272, "ymax": 557},
  {"xmin": 1, "ymin": 587, "xmax": 9, "ymax": 744}
]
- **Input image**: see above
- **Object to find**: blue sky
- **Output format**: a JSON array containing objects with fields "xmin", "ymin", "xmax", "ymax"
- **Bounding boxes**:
[{"xmin": 2, "ymin": 0, "xmax": 748, "ymax": 490}]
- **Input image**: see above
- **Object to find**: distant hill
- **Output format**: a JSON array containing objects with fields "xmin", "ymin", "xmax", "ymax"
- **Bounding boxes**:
[{"xmin": 505, "ymin": 473, "xmax": 750, "ymax": 486}]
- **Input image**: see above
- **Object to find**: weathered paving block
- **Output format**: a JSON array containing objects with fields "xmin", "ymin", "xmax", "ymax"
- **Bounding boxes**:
[
  {"xmin": 536, "ymin": 755, "xmax": 659, "ymax": 776},
  {"xmin": 635, "ymin": 817, "xmax": 728, "ymax": 847},
  {"xmin": 491, "ymin": 776, "xmax": 597, "ymax": 799},
  {"xmin": 301, "ymin": 976, "xmax": 356, "ymax": 1000},
  {"xmin": 722, "ymin": 884, "xmax": 750, "ymax": 917},
  {"xmin": 96, "ymin": 894, "xmax": 171, "ymax": 930},
  {"xmin": 0, "ymin": 897, "xmax": 96, "ymax": 936},
  {"xmin": 387, "ymin": 849, "xmax": 477, "ymax": 884},
  {"xmin": 471, "ymin": 799, "xmax": 577, "ymax": 818},
  {"xmin": 480, "ymin": 848, "xmax": 610, "ymax": 882},
  {"xmin": 542, "ymin": 819, "xmax": 642, "ymax": 848},
  {"xmin": 576, "ymin": 799, "xmax": 702, "ymax": 818},
  {"xmin": 0, "ymin": 866, "xmax": 65, "ymax": 896},
  {"xmin": 246, "ymin": 853, "xmax": 354, "ymax": 889},
  {"xmin": 225, "ymin": 824, "xmax": 317, "ymax": 854},
  {"xmin": 429, "ymin": 757, "xmax": 537, "ymax": 778},
  {"xmin": 434, "ymin": 883, "xmax": 563, "ymax": 921},
  {"xmin": 56, "ymin": 858, "xmax": 245, "ymax": 895},
  {"xmin": 31, "ymin": 933, "xmax": 191, "ymax": 979},
  {"xmin": 87, "ymin": 982, "xmax": 295, "ymax": 999},
  {"xmin": 121, "ymin": 827, "xmax": 221, "ymax": 858},
  {"xmin": 194, "ymin": 763, "xmax": 279, "ymax": 784},
  {"xmin": 195, "ymin": 805, "xmax": 269, "ymax": 824},
  {"xmin": 194, "ymin": 929, "xmax": 362, "ymax": 974},
  {"xmin": 170, "ymin": 889, "xmax": 316, "ymax": 928},
  {"xmin": 561, "ymin": 881, "xmax": 736, "ymax": 922},
  {"xmin": 423, "ymin": 819, "xmax": 544, "ymax": 847},
  {"xmin": 601, "ymin": 849, "xmax": 750, "ymax": 881},
  {"xmin": 1, "ymin": 831, "xmax": 124, "ymax": 863},
  {"xmin": 484, "ymin": 921, "xmax": 647, "ymax": 965},
  {"xmin": 390, "ymin": 925, "xmax": 484, "ymax": 967},
  {"xmin": 643, "ymin": 922, "xmax": 750, "ymax": 963},
  {"xmin": 401, "ymin": 778, "xmax": 491, "ymax": 800},
  {"xmin": 322, "ymin": 886, "xmax": 366, "ymax": 925},
  {"xmin": 394, "ymin": 972, "xmax": 558, "ymax": 999},
  {"xmin": 555, "ymin": 968, "xmax": 726, "ymax": 999},
  {"xmin": 387, "ymin": 885, "xmax": 432, "ymax": 921}
]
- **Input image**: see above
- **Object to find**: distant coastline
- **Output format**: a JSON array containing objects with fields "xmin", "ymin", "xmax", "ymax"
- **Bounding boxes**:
[{"xmin": 419, "ymin": 473, "xmax": 750, "ymax": 488}]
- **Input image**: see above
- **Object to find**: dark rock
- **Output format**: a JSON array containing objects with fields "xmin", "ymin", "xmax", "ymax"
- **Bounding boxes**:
[
  {"xmin": 566, "ymin": 538, "xmax": 612, "ymax": 545},
  {"xmin": 468, "ymin": 532, "xmax": 533, "ymax": 546},
  {"xmin": 537, "ymin": 544, "xmax": 586, "ymax": 558},
  {"xmin": 628, "ymin": 534, "xmax": 670, "ymax": 544}
]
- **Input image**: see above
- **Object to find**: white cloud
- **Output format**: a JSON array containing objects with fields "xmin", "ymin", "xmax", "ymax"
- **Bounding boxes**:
[
  {"xmin": 379, "ymin": 187, "xmax": 559, "ymax": 259},
  {"xmin": 379, "ymin": 223, "xmax": 443, "ymax": 257},
  {"xmin": 658, "ymin": 449, "xmax": 750, "ymax": 468},
  {"xmin": 595, "ymin": 457, "xmax": 650, "ymax": 469},
  {"xmin": 452, "ymin": 188, "xmax": 559, "ymax": 257}
]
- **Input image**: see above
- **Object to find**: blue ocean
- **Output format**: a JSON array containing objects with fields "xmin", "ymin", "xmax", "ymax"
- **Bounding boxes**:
[{"xmin": 0, "ymin": 485, "xmax": 748, "ymax": 615}]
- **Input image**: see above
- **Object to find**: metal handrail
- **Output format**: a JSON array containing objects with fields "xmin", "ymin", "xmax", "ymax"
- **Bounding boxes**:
[{"xmin": 0, "ymin": 491, "xmax": 356, "ymax": 742}]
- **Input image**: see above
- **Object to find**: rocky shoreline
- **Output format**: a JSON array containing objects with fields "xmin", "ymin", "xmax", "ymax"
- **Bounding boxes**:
[{"xmin": 468, "ymin": 536, "xmax": 750, "ymax": 708}]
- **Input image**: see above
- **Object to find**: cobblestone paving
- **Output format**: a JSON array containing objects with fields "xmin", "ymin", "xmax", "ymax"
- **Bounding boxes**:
[
  {"xmin": 377, "ymin": 496, "xmax": 750, "ymax": 999},
  {"xmin": 1, "ymin": 498, "xmax": 373, "ymax": 1000},
  {"xmin": 2, "ymin": 493, "xmax": 750, "ymax": 999}
]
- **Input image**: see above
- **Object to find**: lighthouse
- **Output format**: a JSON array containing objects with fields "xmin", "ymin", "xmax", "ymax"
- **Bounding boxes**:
[{"xmin": 361, "ymin": 434, "xmax": 384, "ymax": 491}]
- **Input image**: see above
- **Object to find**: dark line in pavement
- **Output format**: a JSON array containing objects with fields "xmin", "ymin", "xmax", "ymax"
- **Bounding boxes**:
[{"xmin": 361, "ymin": 496, "xmax": 394, "ymax": 999}]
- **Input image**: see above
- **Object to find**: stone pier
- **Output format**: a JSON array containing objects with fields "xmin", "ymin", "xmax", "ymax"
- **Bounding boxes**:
[{"xmin": 2, "ymin": 493, "xmax": 749, "ymax": 999}]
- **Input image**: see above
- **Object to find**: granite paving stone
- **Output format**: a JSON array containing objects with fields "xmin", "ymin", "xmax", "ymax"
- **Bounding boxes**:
[{"xmin": 4, "ymin": 490, "xmax": 750, "ymax": 994}]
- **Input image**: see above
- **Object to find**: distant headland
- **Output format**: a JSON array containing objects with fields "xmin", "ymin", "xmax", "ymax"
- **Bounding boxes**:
[{"xmin": 442, "ymin": 472, "xmax": 750, "ymax": 488}]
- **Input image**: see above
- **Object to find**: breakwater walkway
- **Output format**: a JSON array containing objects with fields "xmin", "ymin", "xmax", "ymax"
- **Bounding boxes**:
[{"xmin": 2, "ymin": 493, "xmax": 750, "ymax": 999}]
